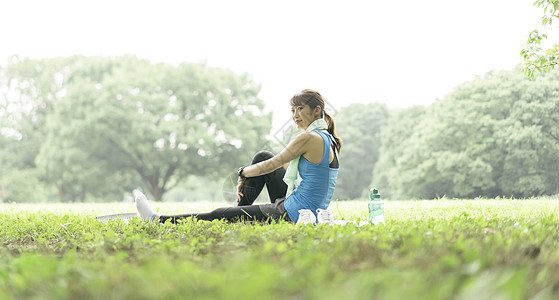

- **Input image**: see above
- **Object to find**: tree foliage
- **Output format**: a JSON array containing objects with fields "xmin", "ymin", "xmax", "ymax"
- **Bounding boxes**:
[
  {"xmin": 374, "ymin": 67, "xmax": 559, "ymax": 199},
  {"xmin": 1, "ymin": 55, "xmax": 270, "ymax": 202},
  {"xmin": 522, "ymin": 0, "xmax": 559, "ymax": 77},
  {"xmin": 334, "ymin": 103, "xmax": 389, "ymax": 199},
  {"xmin": 3, "ymin": 54, "xmax": 559, "ymax": 202},
  {"xmin": 370, "ymin": 105, "xmax": 427, "ymax": 198},
  {"xmin": 0, "ymin": 56, "xmax": 78, "ymax": 202}
]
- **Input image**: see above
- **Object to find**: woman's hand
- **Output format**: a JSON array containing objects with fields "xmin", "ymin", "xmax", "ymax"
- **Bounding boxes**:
[{"xmin": 236, "ymin": 177, "xmax": 245, "ymax": 203}]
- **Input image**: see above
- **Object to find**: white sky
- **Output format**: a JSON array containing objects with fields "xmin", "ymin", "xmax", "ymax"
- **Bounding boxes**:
[{"xmin": 0, "ymin": 0, "xmax": 545, "ymax": 131}]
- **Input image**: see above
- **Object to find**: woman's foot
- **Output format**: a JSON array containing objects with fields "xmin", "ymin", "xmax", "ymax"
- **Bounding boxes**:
[{"xmin": 133, "ymin": 189, "xmax": 159, "ymax": 222}]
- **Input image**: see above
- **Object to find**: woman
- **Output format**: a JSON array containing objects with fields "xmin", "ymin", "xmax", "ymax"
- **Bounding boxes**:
[{"xmin": 134, "ymin": 89, "xmax": 342, "ymax": 223}]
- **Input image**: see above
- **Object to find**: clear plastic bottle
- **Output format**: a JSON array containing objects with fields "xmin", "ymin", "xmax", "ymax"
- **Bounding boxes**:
[{"xmin": 368, "ymin": 188, "xmax": 385, "ymax": 225}]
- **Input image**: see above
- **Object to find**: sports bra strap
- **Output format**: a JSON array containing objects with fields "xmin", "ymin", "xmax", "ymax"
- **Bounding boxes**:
[{"xmin": 329, "ymin": 141, "xmax": 339, "ymax": 169}]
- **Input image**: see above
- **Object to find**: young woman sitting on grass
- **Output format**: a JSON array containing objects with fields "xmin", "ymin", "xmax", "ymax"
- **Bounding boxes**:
[{"xmin": 134, "ymin": 89, "xmax": 342, "ymax": 224}]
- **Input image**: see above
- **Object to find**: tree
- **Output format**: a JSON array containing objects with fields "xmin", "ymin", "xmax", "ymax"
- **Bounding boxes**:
[
  {"xmin": 3, "ymin": 55, "xmax": 271, "ymax": 202},
  {"xmin": 0, "ymin": 55, "xmax": 129, "ymax": 202},
  {"xmin": 334, "ymin": 103, "xmax": 389, "ymax": 199},
  {"xmin": 494, "ymin": 72, "xmax": 559, "ymax": 196},
  {"xmin": 371, "ymin": 106, "xmax": 427, "ymax": 199},
  {"xmin": 36, "ymin": 77, "xmax": 131, "ymax": 202},
  {"xmin": 438, "ymin": 68, "xmax": 559, "ymax": 198},
  {"xmin": 29, "ymin": 56, "xmax": 132, "ymax": 202},
  {"xmin": 374, "ymin": 67, "xmax": 559, "ymax": 199},
  {"xmin": 522, "ymin": 0, "xmax": 559, "ymax": 77},
  {"xmin": 0, "ymin": 56, "xmax": 76, "ymax": 202},
  {"xmin": 42, "ymin": 55, "xmax": 270, "ymax": 201},
  {"xmin": 0, "ymin": 168, "xmax": 48, "ymax": 203}
]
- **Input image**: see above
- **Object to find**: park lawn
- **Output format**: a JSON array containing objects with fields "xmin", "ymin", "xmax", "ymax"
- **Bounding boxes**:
[{"xmin": 1, "ymin": 199, "xmax": 559, "ymax": 299}]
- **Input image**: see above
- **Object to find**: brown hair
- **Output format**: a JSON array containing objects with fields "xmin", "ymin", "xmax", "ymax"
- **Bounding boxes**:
[{"xmin": 290, "ymin": 89, "xmax": 342, "ymax": 152}]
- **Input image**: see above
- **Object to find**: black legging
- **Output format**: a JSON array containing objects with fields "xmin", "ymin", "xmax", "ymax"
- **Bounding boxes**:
[
  {"xmin": 237, "ymin": 150, "xmax": 287, "ymax": 206},
  {"xmin": 159, "ymin": 151, "xmax": 289, "ymax": 223}
]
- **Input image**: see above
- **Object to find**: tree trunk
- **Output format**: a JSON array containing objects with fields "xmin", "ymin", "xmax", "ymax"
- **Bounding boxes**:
[
  {"xmin": 0, "ymin": 181, "xmax": 5, "ymax": 203},
  {"xmin": 148, "ymin": 187, "xmax": 164, "ymax": 202},
  {"xmin": 79, "ymin": 186, "xmax": 86, "ymax": 202},
  {"xmin": 58, "ymin": 185, "xmax": 66, "ymax": 203}
]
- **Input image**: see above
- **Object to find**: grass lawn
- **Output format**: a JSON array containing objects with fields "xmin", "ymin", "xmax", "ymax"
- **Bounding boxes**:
[{"xmin": 1, "ymin": 198, "xmax": 559, "ymax": 299}]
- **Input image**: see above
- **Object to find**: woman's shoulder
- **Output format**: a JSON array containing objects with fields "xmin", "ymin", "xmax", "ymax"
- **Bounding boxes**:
[
  {"xmin": 295, "ymin": 130, "xmax": 324, "ymax": 142},
  {"xmin": 288, "ymin": 131, "xmax": 323, "ymax": 151},
  {"xmin": 294, "ymin": 131, "xmax": 314, "ymax": 140}
]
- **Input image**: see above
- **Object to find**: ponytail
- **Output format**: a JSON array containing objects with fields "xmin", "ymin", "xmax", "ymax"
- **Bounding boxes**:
[{"xmin": 324, "ymin": 111, "xmax": 342, "ymax": 152}]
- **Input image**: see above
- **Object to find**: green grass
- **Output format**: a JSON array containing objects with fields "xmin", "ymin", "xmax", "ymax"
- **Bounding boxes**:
[{"xmin": 1, "ymin": 199, "xmax": 559, "ymax": 299}]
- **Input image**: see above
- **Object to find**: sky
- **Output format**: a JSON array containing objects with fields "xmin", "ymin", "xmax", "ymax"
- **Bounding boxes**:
[{"xmin": 0, "ymin": 0, "xmax": 545, "ymax": 131}]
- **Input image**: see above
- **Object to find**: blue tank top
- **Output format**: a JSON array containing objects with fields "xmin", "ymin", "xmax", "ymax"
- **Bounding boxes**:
[{"xmin": 284, "ymin": 130, "xmax": 339, "ymax": 222}]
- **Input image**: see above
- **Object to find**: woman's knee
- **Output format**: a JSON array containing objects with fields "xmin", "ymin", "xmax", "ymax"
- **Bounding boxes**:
[{"xmin": 251, "ymin": 150, "xmax": 274, "ymax": 164}]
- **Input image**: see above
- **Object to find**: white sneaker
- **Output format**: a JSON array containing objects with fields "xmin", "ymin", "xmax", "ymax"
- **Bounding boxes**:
[
  {"xmin": 133, "ymin": 189, "xmax": 158, "ymax": 222},
  {"xmin": 316, "ymin": 209, "xmax": 335, "ymax": 225},
  {"xmin": 296, "ymin": 209, "xmax": 316, "ymax": 225}
]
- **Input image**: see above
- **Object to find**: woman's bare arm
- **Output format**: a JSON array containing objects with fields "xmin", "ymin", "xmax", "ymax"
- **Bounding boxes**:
[{"xmin": 241, "ymin": 132, "xmax": 313, "ymax": 177}]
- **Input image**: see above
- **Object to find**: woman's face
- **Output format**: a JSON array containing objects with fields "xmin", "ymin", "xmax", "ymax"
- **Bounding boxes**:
[{"xmin": 291, "ymin": 104, "xmax": 320, "ymax": 130}]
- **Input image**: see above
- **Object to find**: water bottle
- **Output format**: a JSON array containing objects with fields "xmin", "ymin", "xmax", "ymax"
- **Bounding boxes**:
[{"xmin": 368, "ymin": 188, "xmax": 385, "ymax": 225}]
